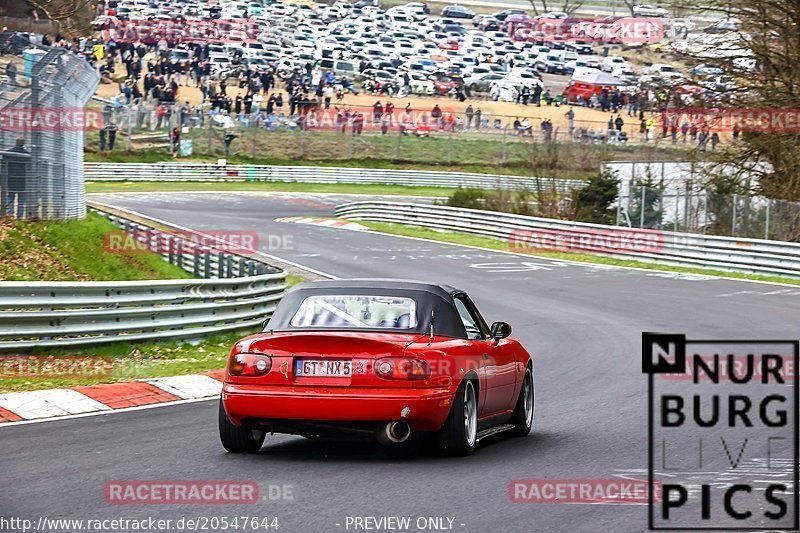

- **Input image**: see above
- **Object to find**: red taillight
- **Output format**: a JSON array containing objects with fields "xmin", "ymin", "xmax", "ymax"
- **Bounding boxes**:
[
  {"xmin": 228, "ymin": 353, "xmax": 272, "ymax": 376},
  {"xmin": 374, "ymin": 357, "xmax": 430, "ymax": 380}
]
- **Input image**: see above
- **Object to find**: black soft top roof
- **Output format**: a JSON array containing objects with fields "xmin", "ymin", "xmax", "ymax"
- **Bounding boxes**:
[{"xmin": 265, "ymin": 279, "xmax": 468, "ymax": 338}]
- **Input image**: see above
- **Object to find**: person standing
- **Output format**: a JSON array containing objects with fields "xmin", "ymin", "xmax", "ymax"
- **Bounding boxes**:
[
  {"xmin": 6, "ymin": 62, "xmax": 18, "ymax": 86},
  {"xmin": 474, "ymin": 107, "xmax": 482, "ymax": 130},
  {"xmin": 565, "ymin": 108, "xmax": 575, "ymax": 138},
  {"xmin": 223, "ymin": 131, "xmax": 237, "ymax": 156},
  {"xmin": 465, "ymin": 105, "xmax": 474, "ymax": 129},
  {"xmin": 107, "ymin": 122, "xmax": 118, "ymax": 151}
]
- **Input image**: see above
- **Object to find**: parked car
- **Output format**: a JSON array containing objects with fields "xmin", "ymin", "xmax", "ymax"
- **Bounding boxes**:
[
  {"xmin": 631, "ymin": 4, "xmax": 669, "ymax": 17},
  {"xmin": 492, "ymin": 8, "xmax": 527, "ymax": 21},
  {"xmin": 441, "ymin": 4, "xmax": 476, "ymax": 19},
  {"xmin": 219, "ymin": 280, "xmax": 535, "ymax": 456},
  {"xmin": 490, "ymin": 80, "xmax": 520, "ymax": 102}
]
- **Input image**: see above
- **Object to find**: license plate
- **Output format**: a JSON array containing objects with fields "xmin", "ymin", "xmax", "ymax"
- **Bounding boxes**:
[{"xmin": 295, "ymin": 359, "xmax": 352, "ymax": 377}]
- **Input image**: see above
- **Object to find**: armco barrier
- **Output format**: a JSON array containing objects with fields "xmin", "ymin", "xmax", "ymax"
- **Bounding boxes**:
[
  {"xmin": 0, "ymin": 208, "xmax": 286, "ymax": 351},
  {"xmin": 335, "ymin": 201, "xmax": 800, "ymax": 278},
  {"xmin": 83, "ymin": 162, "xmax": 584, "ymax": 194}
]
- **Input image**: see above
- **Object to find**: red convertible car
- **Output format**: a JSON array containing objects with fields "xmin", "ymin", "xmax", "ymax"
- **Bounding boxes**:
[{"xmin": 219, "ymin": 279, "xmax": 534, "ymax": 456}]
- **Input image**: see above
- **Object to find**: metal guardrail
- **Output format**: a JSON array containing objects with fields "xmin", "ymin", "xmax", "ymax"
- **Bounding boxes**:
[
  {"xmin": 335, "ymin": 201, "xmax": 800, "ymax": 279},
  {"xmin": 83, "ymin": 162, "xmax": 584, "ymax": 194},
  {"xmin": 0, "ymin": 209, "xmax": 287, "ymax": 351}
]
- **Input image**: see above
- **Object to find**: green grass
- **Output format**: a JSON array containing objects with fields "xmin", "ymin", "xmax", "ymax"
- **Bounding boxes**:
[
  {"xmin": 85, "ymin": 148, "xmax": 553, "ymax": 178},
  {"xmin": 87, "ymin": 126, "xmax": 692, "ymax": 179},
  {"xmin": 357, "ymin": 221, "xmax": 800, "ymax": 286},
  {"xmin": 86, "ymin": 180, "xmax": 454, "ymax": 196},
  {"xmin": 0, "ymin": 212, "xmax": 192, "ymax": 281},
  {"xmin": 0, "ymin": 332, "xmax": 243, "ymax": 392}
]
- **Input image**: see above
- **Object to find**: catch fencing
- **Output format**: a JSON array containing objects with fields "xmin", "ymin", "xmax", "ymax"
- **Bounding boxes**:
[
  {"xmin": 0, "ymin": 32, "xmax": 99, "ymax": 220},
  {"xmin": 335, "ymin": 200, "xmax": 800, "ymax": 278}
]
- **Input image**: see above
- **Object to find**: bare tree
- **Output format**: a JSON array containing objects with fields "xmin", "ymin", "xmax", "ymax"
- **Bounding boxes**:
[
  {"xmin": 526, "ymin": 0, "xmax": 587, "ymax": 16},
  {"xmin": 24, "ymin": 0, "xmax": 93, "ymax": 21},
  {"xmin": 22, "ymin": 0, "xmax": 95, "ymax": 35},
  {"xmin": 664, "ymin": 0, "xmax": 800, "ymax": 200}
]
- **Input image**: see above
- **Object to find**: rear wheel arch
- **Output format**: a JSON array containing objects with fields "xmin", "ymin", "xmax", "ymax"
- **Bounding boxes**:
[{"xmin": 462, "ymin": 370, "xmax": 479, "ymax": 403}]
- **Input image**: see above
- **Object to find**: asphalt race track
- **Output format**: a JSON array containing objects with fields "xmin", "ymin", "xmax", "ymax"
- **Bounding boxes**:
[{"xmin": 2, "ymin": 192, "xmax": 797, "ymax": 532}]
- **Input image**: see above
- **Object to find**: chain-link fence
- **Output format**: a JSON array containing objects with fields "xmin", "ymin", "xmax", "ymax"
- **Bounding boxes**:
[
  {"xmin": 86, "ymin": 96, "xmax": 674, "ymax": 167},
  {"xmin": 0, "ymin": 32, "xmax": 99, "ymax": 220},
  {"xmin": 617, "ymin": 184, "xmax": 800, "ymax": 242}
]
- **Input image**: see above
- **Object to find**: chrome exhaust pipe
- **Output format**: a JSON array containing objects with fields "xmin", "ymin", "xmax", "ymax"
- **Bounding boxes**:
[{"xmin": 376, "ymin": 420, "xmax": 411, "ymax": 444}]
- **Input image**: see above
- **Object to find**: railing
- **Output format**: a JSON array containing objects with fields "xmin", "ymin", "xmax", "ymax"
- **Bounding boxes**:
[
  {"xmin": 83, "ymin": 162, "xmax": 584, "ymax": 194},
  {"xmin": 0, "ymin": 209, "xmax": 287, "ymax": 351},
  {"xmin": 335, "ymin": 201, "xmax": 800, "ymax": 279}
]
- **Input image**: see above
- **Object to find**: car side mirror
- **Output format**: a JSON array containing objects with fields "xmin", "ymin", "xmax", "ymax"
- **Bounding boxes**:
[
  {"xmin": 261, "ymin": 318, "xmax": 271, "ymax": 331},
  {"xmin": 490, "ymin": 321, "xmax": 512, "ymax": 340}
]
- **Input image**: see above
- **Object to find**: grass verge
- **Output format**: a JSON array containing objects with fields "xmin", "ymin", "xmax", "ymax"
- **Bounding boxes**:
[
  {"xmin": 0, "ymin": 212, "xmax": 192, "ymax": 281},
  {"xmin": 86, "ymin": 180, "xmax": 454, "ymax": 197},
  {"xmin": 84, "ymin": 149, "xmax": 554, "ymax": 178},
  {"xmin": 0, "ymin": 332, "xmax": 243, "ymax": 393},
  {"xmin": 357, "ymin": 221, "xmax": 800, "ymax": 286}
]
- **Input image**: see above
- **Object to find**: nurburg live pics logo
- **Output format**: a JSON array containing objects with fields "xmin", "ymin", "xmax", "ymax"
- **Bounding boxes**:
[{"xmin": 642, "ymin": 333, "xmax": 799, "ymax": 530}]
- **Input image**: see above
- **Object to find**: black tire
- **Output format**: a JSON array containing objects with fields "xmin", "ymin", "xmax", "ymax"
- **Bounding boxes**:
[
  {"xmin": 218, "ymin": 400, "xmax": 266, "ymax": 453},
  {"xmin": 509, "ymin": 365, "xmax": 534, "ymax": 437},
  {"xmin": 437, "ymin": 378, "xmax": 478, "ymax": 456}
]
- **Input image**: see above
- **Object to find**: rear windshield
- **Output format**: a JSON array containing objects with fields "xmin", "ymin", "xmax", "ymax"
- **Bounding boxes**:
[{"xmin": 290, "ymin": 295, "xmax": 418, "ymax": 329}]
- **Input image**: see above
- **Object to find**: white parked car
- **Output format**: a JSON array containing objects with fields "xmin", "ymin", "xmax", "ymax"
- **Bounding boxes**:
[
  {"xmin": 632, "ymin": 4, "xmax": 669, "ymax": 17},
  {"xmin": 601, "ymin": 56, "xmax": 630, "ymax": 72},
  {"xmin": 490, "ymin": 80, "xmax": 519, "ymax": 102},
  {"xmin": 642, "ymin": 63, "xmax": 684, "ymax": 81},
  {"xmin": 397, "ymin": 71, "xmax": 435, "ymax": 95}
]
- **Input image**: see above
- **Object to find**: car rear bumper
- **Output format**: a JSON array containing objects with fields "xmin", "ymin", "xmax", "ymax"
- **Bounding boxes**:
[{"xmin": 222, "ymin": 383, "xmax": 455, "ymax": 432}]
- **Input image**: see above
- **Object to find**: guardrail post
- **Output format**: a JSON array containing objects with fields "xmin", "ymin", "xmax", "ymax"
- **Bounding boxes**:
[
  {"xmin": 703, "ymin": 190, "xmax": 708, "ymax": 234},
  {"xmin": 168, "ymin": 237, "xmax": 175, "ymax": 265},
  {"xmin": 193, "ymin": 246, "xmax": 200, "ymax": 277},
  {"xmin": 239, "ymin": 256, "xmax": 246, "ymax": 277},
  {"xmin": 732, "ymin": 193, "xmax": 737, "ymax": 236},
  {"xmin": 674, "ymin": 188, "xmax": 680, "ymax": 232},
  {"xmin": 204, "ymin": 250, "xmax": 211, "ymax": 279},
  {"xmin": 176, "ymin": 239, "xmax": 184, "ymax": 269},
  {"xmin": 226, "ymin": 254, "xmax": 234, "ymax": 278}
]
